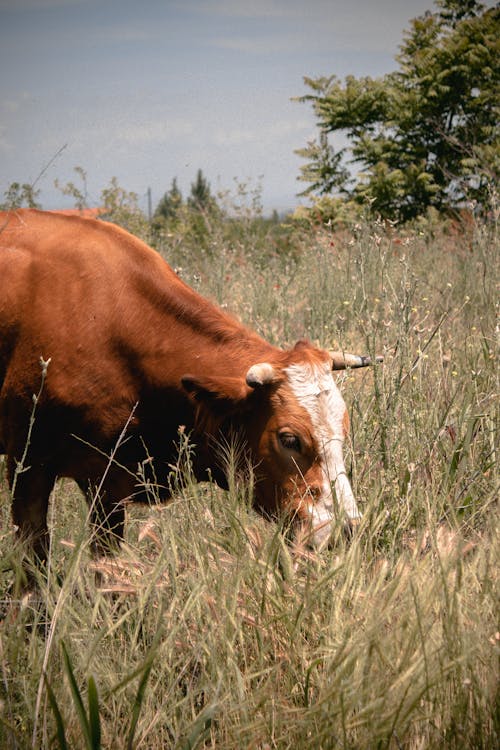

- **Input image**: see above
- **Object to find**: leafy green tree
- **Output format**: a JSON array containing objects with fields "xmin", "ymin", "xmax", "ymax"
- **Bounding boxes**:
[
  {"xmin": 297, "ymin": 1, "xmax": 499, "ymax": 220},
  {"xmin": 1, "ymin": 182, "xmax": 41, "ymax": 209},
  {"xmin": 296, "ymin": 130, "xmax": 350, "ymax": 197}
]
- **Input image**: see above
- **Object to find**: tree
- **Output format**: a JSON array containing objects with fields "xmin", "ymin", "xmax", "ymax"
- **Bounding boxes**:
[
  {"xmin": 54, "ymin": 166, "xmax": 88, "ymax": 210},
  {"xmin": 99, "ymin": 177, "xmax": 149, "ymax": 238},
  {"xmin": 295, "ymin": 130, "xmax": 350, "ymax": 197},
  {"xmin": 188, "ymin": 169, "xmax": 215, "ymax": 212},
  {"xmin": 296, "ymin": 1, "xmax": 499, "ymax": 221},
  {"xmin": 154, "ymin": 178, "xmax": 183, "ymax": 224},
  {"xmin": 1, "ymin": 182, "xmax": 41, "ymax": 210}
]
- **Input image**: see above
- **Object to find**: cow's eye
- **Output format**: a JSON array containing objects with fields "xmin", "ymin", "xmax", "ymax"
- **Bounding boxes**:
[{"xmin": 279, "ymin": 432, "xmax": 301, "ymax": 452}]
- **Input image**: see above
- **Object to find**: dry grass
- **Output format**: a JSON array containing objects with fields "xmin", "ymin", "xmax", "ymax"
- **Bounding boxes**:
[{"xmin": 0, "ymin": 214, "xmax": 498, "ymax": 749}]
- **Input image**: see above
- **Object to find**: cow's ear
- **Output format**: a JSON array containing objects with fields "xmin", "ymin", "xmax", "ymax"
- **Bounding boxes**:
[
  {"xmin": 245, "ymin": 362, "xmax": 283, "ymax": 387},
  {"xmin": 181, "ymin": 374, "xmax": 250, "ymax": 413}
]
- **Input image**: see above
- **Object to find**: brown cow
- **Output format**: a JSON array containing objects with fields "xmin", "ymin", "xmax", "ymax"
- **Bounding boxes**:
[{"xmin": 0, "ymin": 209, "xmax": 377, "ymax": 569}]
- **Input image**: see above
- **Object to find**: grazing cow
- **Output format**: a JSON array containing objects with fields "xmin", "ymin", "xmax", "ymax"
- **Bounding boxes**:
[{"xmin": 0, "ymin": 209, "xmax": 378, "ymax": 568}]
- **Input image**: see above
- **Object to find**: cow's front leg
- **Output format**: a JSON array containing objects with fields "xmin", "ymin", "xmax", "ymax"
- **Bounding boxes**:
[{"xmin": 8, "ymin": 457, "xmax": 55, "ymax": 587}]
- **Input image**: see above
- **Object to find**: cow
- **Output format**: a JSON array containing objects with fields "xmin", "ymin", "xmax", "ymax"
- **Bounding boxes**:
[{"xmin": 0, "ymin": 209, "xmax": 379, "ymax": 574}]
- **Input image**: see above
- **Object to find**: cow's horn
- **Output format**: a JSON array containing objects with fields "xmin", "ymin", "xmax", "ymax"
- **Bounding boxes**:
[
  {"xmin": 246, "ymin": 362, "xmax": 278, "ymax": 387},
  {"xmin": 330, "ymin": 351, "xmax": 383, "ymax": 370}
]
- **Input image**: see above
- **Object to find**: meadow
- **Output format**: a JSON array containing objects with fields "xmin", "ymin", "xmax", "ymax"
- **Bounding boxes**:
[{"xmin": 0, "ymin": 209, "xmax": 498, "ymax": 749}]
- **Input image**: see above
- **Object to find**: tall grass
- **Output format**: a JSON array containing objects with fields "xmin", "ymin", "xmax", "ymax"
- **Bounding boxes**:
[{"xmin": 0, "ymin": 213, "xmax": 498, "ymax": 749}]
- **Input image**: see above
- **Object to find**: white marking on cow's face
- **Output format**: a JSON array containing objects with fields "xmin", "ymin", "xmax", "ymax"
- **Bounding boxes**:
[{"xmin": 284, "ymin": 361, "xmax": 361, "ymax": 546}]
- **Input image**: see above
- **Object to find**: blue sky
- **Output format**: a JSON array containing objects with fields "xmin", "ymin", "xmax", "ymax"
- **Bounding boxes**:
[{"xmin": 1, "ymin": 0, "xmax": 435, "ymax": 214}]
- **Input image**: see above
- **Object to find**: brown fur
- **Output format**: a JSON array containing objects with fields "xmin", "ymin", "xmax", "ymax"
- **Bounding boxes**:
[{"xmin": 0, "ymin": 209, "xmax": 341, "ymax": 563}]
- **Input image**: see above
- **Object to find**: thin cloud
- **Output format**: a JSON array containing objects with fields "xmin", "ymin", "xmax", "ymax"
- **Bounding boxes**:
[
  {"xmin": 203, "ymin": 1, "xmax": 434, "ymax": 57},
  {"xmin": 178, "ymin": 0, "xmax": 293, "ymax": 20},
  {"xmin": 209, "ymin": 35, "xmax": 295, "ymax": 55},
  {"xmin": 119, "ymin": 120, "xmax": 197, "ymax": 146},
  {"xmin": 0, "ymin": 124, "xmax": 13, "ymax": 153},
  {"xmin": 91, "ymin": 25, "xmax": 156, "ymax": 44},
  {"xmin": 0, "ymin": 0, "xmax": 84, "ymax": 9},
  {"xmin": 0, "ymin": 92, "xmax": 32, "ymax": 114},
  {"xmin": 213, "ymin": 118, "xmax": 313, "ymax": 147}
]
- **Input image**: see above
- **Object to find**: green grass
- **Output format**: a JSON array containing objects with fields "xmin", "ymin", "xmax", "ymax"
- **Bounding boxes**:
[{"xmin": 0, "ymin": 214, "xmax": 498, "ymax": 749}]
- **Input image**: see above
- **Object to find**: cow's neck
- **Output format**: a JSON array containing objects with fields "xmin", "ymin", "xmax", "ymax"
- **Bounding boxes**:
[{"xmin": 135, "ymin": 269, "xmax": 279, "ymax": 382}]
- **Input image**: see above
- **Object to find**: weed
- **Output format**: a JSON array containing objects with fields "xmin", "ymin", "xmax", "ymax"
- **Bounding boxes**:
[{"xmin": 0, "ymin": 215, "xmax": 497, "ymax": 748}]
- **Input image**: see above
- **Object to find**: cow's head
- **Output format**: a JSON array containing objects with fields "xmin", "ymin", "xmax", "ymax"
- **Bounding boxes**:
[{"xmin": 182, "ymin": 341, "xmax": 379, "ymax": 547}]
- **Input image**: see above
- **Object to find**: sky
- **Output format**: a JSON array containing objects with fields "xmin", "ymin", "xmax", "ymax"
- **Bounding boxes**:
[{"xmin": 0, "ymin": 0, "xmax": 436, "ymax": 215}]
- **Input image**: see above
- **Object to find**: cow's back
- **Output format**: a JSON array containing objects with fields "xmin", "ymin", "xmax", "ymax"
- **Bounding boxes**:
[
  {"xmin": 0, "ymin": 210, "xmax": 191, "ymax": 459},
  {"xmin": 0, "ymin": 209, "xmax": 267, "ymax": 466},
  {"xmin": 0, "ymin": 209, "xmax": 174, "ymax": 342}
]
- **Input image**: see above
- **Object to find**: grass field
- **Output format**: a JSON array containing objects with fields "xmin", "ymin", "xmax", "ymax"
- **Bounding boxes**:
[{"xmin": 0, "ymin": 213, "xmax": 498, "ymax": 749}]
